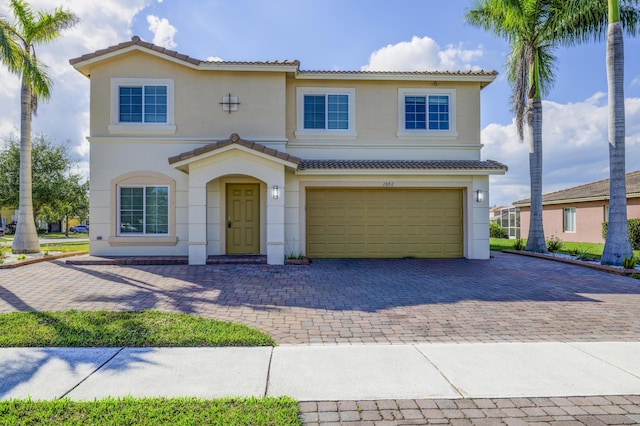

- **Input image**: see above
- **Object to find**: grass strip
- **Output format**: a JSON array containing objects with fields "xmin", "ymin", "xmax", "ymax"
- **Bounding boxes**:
[
  {"xmin": 40, "ymin": 242, "xmax": 89, "ymax": 252},
  {"xmin": 0, "ymin": 310, "xmax": 275, "ymax": 347},
  {"xmin": 0, "ymin": 396, "xmax": 301, "ymax": 425}
]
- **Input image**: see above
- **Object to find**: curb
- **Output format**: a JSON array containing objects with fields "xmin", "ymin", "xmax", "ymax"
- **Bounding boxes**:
[
  {"xmin": 0, "ymin": 251, "xmax": 88, "ymax": 269},
  {"xmin": 503, "ymin": 249, "xmax": 638, "ymax": 276}
]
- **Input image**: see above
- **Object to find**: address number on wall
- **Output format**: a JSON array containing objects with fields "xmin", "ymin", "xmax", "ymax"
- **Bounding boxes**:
[{"xmin": 382, "ymin": 182, "xmax": 395, "ymax": 187}]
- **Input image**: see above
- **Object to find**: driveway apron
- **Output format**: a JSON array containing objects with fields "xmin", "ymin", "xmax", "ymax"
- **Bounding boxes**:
[{"xmin": 0, "ymin": 251, "xmax": 639, "ymax": 344}]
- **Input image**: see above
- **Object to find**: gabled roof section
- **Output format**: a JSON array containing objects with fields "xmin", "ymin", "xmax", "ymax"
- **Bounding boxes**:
[
  {"xmin": 70, "ymin": 36, "xmax": 300, "ymax": 76},
  {"xmin": 168, "ymin": 133, "xmax": 301, "ymax": 168},
  {"xmin": 70, "ymin": 36, "xmax": 497, "ymax": 85},
  {"xmin": 513, "ymin": 170, "xmax": 640, "ymax": 207}
]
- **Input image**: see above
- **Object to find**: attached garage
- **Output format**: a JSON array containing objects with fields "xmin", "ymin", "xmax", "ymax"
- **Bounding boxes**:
[{"xmin": 306, "ymin": 188, "xmax": 463, "ymax": 258}]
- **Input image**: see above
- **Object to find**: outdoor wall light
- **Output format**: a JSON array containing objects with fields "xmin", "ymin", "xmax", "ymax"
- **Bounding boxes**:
[
  {"xmin": 272, "ymin": 185, "xmax": 279, "ymax": 199},
  {"xmin": 476, "ymin": 189, "xmax": 484, "ymax": 203}
]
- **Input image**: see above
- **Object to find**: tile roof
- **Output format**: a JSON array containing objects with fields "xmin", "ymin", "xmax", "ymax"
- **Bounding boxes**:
[
  {"xmin": 298, "ymin": 159, "xmax": 508, "ymax": 171},
  {"xmin": 69, "ymin": 36, "xmax": 300, "ymax": 68},
  {"xmin": 298, "ymin": 69, "xmax": 498, "ymax": 77},
  {"xmin": 70, "ymin": 37, "xmax": 497, "ymax": 80},
  {"xmin": 168, "ymin": 133, "xmax": 301, "ymax": 165},
  {"xmin": 513, "ymin": 170, "xmax": 640, "ymax": 206}
]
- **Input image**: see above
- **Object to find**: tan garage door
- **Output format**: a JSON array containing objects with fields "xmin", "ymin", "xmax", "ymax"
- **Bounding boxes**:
[{"xmin": 306, "ymin": 188, "xmax": 463, "ymax": 258}]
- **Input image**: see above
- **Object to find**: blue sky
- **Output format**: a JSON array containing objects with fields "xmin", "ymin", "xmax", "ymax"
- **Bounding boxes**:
[{"xmin": 1, "ymin": 0, "xmax": 639, "ymax": 207}]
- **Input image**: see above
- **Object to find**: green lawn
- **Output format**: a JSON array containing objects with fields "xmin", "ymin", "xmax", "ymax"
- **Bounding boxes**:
[
  {"xmin": 0, "ymin": 310, "xmax": 275, "ymax": 347},
  {"xmin": 0, "ymin": 397, "xmax": 301, "ymax": 426},
  {"xmin": 40, "ymin": 233, "xmax": 89, "ymax": 239},
  {"xmin": 39, "ymin": 241, "xmax": 89, "ymax": 252},
  {"xmin": 0, "ymin": 235, "xmax": 89, "ymax": 253},
  {"xmin": 491, "ymin": 238, "xmax": 640, "ymax": 260},
  {"xmin": 491, "ymin": 238, "xmax": 604, "ymax": 257}
]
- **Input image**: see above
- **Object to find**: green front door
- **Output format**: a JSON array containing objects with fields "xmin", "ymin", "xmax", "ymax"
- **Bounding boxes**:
[{"xmin": 226, "ymin": 184, "xmax": 260, "ymax": 254}]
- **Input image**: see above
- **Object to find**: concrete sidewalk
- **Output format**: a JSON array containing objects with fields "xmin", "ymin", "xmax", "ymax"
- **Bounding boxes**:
[{"xmin": 1, "ymin": 342, "xmax": 639, "ymax": 401}]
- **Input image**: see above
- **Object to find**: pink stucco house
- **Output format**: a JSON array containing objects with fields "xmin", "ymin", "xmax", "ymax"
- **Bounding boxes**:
[{"xmin": 514, "ymin": 170, "xmax": 640, "ymax": 244}]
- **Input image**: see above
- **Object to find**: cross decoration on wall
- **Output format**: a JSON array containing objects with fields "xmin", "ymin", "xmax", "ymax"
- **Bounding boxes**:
[{"xmin": 220, "ymin": 93, "xmax": 240, "ymax": 114}]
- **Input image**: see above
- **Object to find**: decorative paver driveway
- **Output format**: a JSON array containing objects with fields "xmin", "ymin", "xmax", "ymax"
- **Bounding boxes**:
[{"xmin": 1, "ymin": 252, "xmax": 639, "ymax": 344}]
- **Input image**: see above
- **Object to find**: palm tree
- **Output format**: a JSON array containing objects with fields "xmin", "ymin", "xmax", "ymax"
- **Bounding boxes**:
[
  {"xmin": 466, "ymin": 0, "xmax": 640, "ymax": 256},
  {"xmin": 466, "ymin": 0, "xmax": 563, "ymax": 253},
  {"xmin": 602, "ymin": 0, "xmax": 633, "ymax": 265},
  {"xmin": 3, "ymin": 0, "xmax": 77, "ymax": 254}
]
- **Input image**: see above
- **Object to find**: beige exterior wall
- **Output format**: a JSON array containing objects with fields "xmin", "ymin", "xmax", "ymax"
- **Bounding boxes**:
[
  {"xmin": 76, "ymin": 46, "xmax": 499, "ymax": 262},
  {"xmin": 89, "ymin": 51, "xmax": 287, "ymax": 140},
  {"xmin": 285, "ymin": 78, "xmax": 483, "ymax": 161},
  {"xmin": 519, "ymin": 198, "xmax": 640, "ymax": 244}
]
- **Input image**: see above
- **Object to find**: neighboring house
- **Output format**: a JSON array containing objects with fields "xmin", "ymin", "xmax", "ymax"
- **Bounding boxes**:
[
  {"xmin": 0, "ymin": 207, "xmax": 13, "ymax": 231},
  {"xmin": 513, "ymin": 170, "xmax": 640, "ymax": 244},
  {"xmin": 0, "ymin": 207, "xmax": 80, "ymax": 234},
  {"xmin": 491, "ymin": 206, "xmax": 520, "ymax": 239},
  {"xmin": 489, "ymin": 206, "xmax": 507, "ymax": 223},
  {"xmin": 69, "ymin": 36, "xmax": 507, "ymax": 265}
]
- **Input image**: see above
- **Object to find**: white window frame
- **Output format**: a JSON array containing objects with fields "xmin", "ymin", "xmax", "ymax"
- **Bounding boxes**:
[
  {"xmin": 109, "ymin": 78, "xmax": 176, "ymax": 135},
  {"xmin": 563, "ymin": 207, "xmax": 576, "ymax": 233},
  {"xmin": 397, "ymin": 88, "xmax": 458, "ymax": 139},
  {"xmin": 117, "ymin": 185, "xmax": 170, "ymax": 237},
  {"xmin": 295, "ymin": 87, "xmax": 357, "ymax": 139}
]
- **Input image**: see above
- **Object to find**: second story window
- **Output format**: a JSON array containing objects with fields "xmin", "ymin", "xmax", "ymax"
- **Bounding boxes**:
[
  {"xmin": 398, "ymin": 88, "xmax": 457, "ymax": 139},
  {"xmin": 109, "ymin": 78, "xmax": 176, "ymax": 135},
  {"xmin": 296, "ymin": 87, "xmax": 357, "ymax": 139},
  {"xmin": 119, "ymin": 85, "xmax": 168, "ymax": 123},
  {"xmin": 304, "ymin": 94, "xmax": 349, "ymax": 130},
  {"xmin": 404, "ymin": 94, "xmax": 449, "ymax": 130}
]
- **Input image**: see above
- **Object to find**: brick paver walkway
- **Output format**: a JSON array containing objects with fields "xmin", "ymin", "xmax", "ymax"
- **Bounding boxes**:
[
  {"xmin": 0, "ymin": 251, "xmax": 639, "ymax": 344},
  {"xmin": 298, "ymin": 396, "xmax": 640, "ymax": 425},
  {"xmin": 2, "ymin": 252, "xmax": 640, "ymax": 424}
]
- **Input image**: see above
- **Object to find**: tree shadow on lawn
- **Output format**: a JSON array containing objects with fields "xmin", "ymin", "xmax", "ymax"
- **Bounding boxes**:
[{"xmin": 0, "ymin": 310, "xmax": 156, "ymax": 400}]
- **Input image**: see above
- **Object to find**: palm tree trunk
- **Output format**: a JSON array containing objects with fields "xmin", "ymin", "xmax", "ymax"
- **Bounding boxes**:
[
  {"xmin": 525, "ymin": 97, "xmax": 548, "ymax": 253},
  {"xmin": 602, "ymin": 19, "xmax": 632, "ymax": 265},
  {"xmin": 11, "ymin": 81, "xmax": 40, "ymax": 254}
]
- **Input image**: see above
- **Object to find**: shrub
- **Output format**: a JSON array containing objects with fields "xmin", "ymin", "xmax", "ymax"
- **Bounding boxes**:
[
  {"xmin": 602, "ymin": 219, "xmax": 640, "ymax": 250},
  {"xmin": 622, "ymin": 256, "xmax": 638, "ymax": 270},
  {"xmin": 512, "ymin": 238, "xmax": 525, "ymax": 250},
  {"xmin": 489, "ymin": 222, "xmax": 507, "ymax": 238},
  {"xmin": 546, "ymin": 235, "xmax": 563, "ymax": 252}
]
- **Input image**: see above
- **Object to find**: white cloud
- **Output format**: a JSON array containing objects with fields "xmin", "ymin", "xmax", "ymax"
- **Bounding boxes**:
[
  {"xmin": 146, "ymin": 15, "xmax": 177, "ymax": 49},
  {"xmin": 484, "ymin": 95, "xmax": 640, "ymax": 207},
  {"xmin": 206, "ymin": 56, "xmax": 224, "ymax": 62},
  {"xmin": 0, "ymin": 0, "xmax": 151, "ymax": 172},
  {"xmin": 362, "ymin": 36, "xmax": 484, "ymax": 71}
]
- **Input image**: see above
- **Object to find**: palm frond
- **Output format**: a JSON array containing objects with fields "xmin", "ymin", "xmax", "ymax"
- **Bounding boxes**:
[
  {"xmin": 9, "ymin": 0, "xmax": 35, "ymax": 39},
  {"xmin": 21, "ymin": 52, "xmax": 51, "ymax": 101},
  {"xmin": 506, "ymin": 41, "xmax": 530, "ymax": 140},
  {"xmin": 0, "ymin": 19, "xmax": 21, "ymax": 73},
  {"xmin": 31, "ymin": 7, "xmax": 78, "ymax": 44}
]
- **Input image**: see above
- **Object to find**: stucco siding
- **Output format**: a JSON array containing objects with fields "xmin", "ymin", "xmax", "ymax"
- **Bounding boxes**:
[
  {"xmin": 284, "ymin": 78, "xmax": 483, "ymax": 161},
  {"xmin": 88, "ymin": 51, "xmax": 286, "ymax": 139},
  {"xmin": 519, "ymin": 198, "xmax": 640, "ymax": 244}
]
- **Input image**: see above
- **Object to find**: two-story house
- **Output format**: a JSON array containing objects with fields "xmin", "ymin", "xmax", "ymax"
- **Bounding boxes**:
[{"xmin": 69, "ymin": 36, "xmax": 506, "ymax": 265}]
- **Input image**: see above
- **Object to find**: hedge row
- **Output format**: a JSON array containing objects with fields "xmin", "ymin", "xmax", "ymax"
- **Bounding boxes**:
[{"xmin": 602, "ymin": 219, "xmax": 640, "ymax": 250}]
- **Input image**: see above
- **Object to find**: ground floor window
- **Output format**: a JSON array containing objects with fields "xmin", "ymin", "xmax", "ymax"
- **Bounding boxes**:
[
  {"xmin": 119, "ymin": 186, "xmax": 169, "ymax": 235},
  {"xmin": 563, "ymin": 207, "xmax": 576, "ymax": 233}
]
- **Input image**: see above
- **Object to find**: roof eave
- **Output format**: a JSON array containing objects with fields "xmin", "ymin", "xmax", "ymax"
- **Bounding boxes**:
[
  {"xmin": 296, "ymin": 168, "xmax": 507, "ymax": 176},
  {"xmin": 514, "ymin": 192, "xmax": 640, "ymax": 207},
  {"xmin": 295, "ymin": 71, "xmax": 498, "ymax": 84},
  {"xmin": 70, "ymin": 42, "xmax": 300, "ymax": 77}
]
